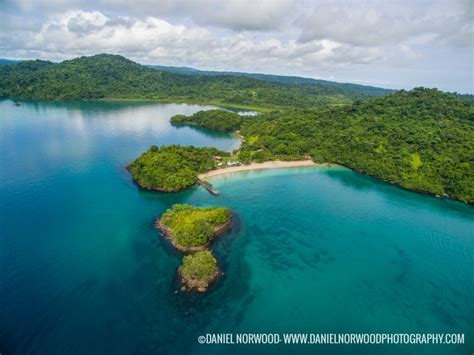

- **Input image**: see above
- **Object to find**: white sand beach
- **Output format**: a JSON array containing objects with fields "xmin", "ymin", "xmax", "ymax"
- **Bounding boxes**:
[{"xmin": 198, "ymin": 160, "xmax": 335, "ymax": 180}]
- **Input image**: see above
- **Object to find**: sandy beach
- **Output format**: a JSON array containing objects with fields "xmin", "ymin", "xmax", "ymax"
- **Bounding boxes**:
[{"xmin": 198, "ymin": 160, "xmax": 334, "ymax": 180}]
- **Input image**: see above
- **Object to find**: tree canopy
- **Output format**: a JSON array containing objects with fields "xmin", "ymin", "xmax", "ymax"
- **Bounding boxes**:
[
  {"xmin": 179, "ymin": 250, "xmax": 219, "ymax": 284},
  {"xmin": 174, "ymin": 88, "xmax": 474, "ymax": 203},
  {"xmin": 160, "ymin": 204, "xmax": 232, "ymax": 248},
  {"xmin": 128, "ymin": 145, "xmax": 228, "ymax": 192},
  {"xmin": 0, "ymin": 54, "xmax": 395, "ymax": 109},
  {"xmin": 2, "ymin": 54, "xmax": 472, "ymax": 203},
  {"xmin": 171, "ymin": 109, "xmax": 243, "ymax": 131}
]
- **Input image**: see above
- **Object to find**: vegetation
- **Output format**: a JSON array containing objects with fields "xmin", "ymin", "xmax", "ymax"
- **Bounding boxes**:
[
  {"xmin": 128, "ymin": 145, "xmax": 228, "ymax": 192},
  {"xmin": 149, "ymin": 63, "xmax": 395, "ymax": 98},
  {"xmin": 159, "ymin": 204, "xmax": 232, "ymax": 249},
  {"xmin": 174, "ymin": 88, "xmax": 474, "ymax": 203},
  {"xmin": 178, "ymin": 250, "xmax": 220, "ymax": 292},
  {"xmin": 171, "ymin": 109, "xmax": 243, "ymax": 131},
  {"xmin": 0, "ymin": 54, "xmax": 395, "ymax": 109},
  {"xmin": 1, "ymin": 54, "xmax": 472, "ymax": 203}
]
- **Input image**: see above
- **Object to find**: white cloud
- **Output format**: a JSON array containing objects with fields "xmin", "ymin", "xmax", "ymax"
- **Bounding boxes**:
[
  {"xmin": 3, "ymin": 0, "xmax": 296, "ymax": 31},
  {"xmin": 0, "ymin": 0, "xmax": 472, "ymax": 92},
  {"xmin": 296, "ymin": 0, "xmax": 473, "ymax": 47},
  {"xmin": 6, "ymin": 10, "xmax": 380, "ymax": 70}
]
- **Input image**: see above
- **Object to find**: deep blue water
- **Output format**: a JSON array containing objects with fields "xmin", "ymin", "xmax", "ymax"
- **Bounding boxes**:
[{"xmin": 1, "ymin": 99, "xmax": 473, "ymax": 355}]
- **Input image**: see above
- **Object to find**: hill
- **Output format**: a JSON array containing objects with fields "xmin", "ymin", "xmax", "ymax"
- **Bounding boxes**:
[
  {"xmin": 173, "ymin": 88, "xmax": 474, "ymax": 203},
  {"xmin": 147, "ymin": 64, "xmax": 394, "ymax": 98},
  {"xmin": 0, "ymin": 54, "xmax": 392, "ymax": 109}
]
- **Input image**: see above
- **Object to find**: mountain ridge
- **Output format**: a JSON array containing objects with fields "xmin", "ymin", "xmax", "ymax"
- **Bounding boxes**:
[{"xmin": 0, "ymin": 53, "xmax": 392, "ymax": 108}]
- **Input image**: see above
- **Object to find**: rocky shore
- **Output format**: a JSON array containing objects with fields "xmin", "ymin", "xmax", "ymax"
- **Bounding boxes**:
[
  {"xmin": 178, "ymin": 266, "xmax": 221, "ymax": 293},
  {"xmin": 156, "ymin": 204, "xmax": 233, "ymax": 293}
]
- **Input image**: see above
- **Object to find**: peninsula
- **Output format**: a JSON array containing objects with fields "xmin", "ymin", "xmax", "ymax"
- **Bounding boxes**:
[
  {"xmin": 1, "ymin": 54, "xmax": 472, "ymax": 203},
  {"xmin": 128, "ymin": 145, "xmax": 228, "ymax": 192},
  {"xmin": 166, "ymin": 95, "xmax": 474, "ymax": 204}
]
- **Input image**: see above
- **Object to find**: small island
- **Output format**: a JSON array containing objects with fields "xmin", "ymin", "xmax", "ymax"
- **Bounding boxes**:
[
  {"xmin": 157, "ymin": 204, "xmax": 232, "ymax": 292},
  {"xmin": 171, "ymin": 109, "xmax": 243, "ymax": 131},
  {"xmin": 128, "ymin": 145, "xmax": 229, "ymax": 192},
  {"xmin": 157, "ymin": 204, "xmax": 232, "ymax": 252},
  {"xmin": 178, "ymin": 250, "xmax": 221, "ymax": 292}
]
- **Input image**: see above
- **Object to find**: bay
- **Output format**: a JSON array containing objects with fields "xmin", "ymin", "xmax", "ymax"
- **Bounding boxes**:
[{"xmin": 1, "ymin": 99, "xmax": 472, "ymax": 354}]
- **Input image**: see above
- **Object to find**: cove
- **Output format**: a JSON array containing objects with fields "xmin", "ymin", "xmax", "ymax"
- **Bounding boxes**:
[{"xmin": 1, "ymin": 99, "xmax": 473, "ymax": 355}]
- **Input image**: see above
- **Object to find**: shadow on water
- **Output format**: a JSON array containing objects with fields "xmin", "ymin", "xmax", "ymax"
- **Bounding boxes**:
[
  {"xmin": 3, "ymin": 99, "xmax": 473, "ymax": 355},
  {"xmin": 171, "ymin": 122, "xmax": 241, "ymax": 147},
  {"xmin": 6, "ymin": 98, "xmax": 161, "ymax": 114},
  {"xmin": 324, "ymin": 168, "xmax": 473, "ymax": 217},
  {"xmin": 9, "ymin": 98, "xmax": 173, "ymax": 109},
  {"xmin": 145, "ymin": 212, "xmax": 255, "ymax": 353}
]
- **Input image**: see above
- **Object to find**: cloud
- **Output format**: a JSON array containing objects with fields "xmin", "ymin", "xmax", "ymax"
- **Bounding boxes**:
[
  {"xmin": 296, "ymin": 0, "xmax": 473, "ymax": 48},
  {"xmin": 3, "ymin": 10, "xmax": 379, "ymax": 70},
  {"xmin": 2, "ymin": 0, "xmax": 296, "ymax": 31},
  {"xmin": 0, "ymin": 0, "xmax": 472, "ymax": 92}
]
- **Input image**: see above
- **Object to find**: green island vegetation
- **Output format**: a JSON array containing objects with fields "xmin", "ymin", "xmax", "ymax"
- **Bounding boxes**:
[
  {"xmin": 158, "ymin": 204, "xmax": 232, "ymax": 251},
  {"xmin": 0, "ymin": 54, "xmax": 394, "ymax": 109},
  {"xmin": 178, "ymin": 250, "xmax": 220, "ymax": 292},
  {"xmin": 173, "ymin": 89, "xmax": 474, "ymax": 203},
  {"xmin": 157, "ymin": 204, "xmax": 231, "ymax": 292},
  {"xmin": 128, "ymin": 145, "xmax": 228, "ymax": 192},
  {"xmin": 171, "ymin": 109, "xmax": 243, "ymax": 131},
  {"xmin": 1, "ymin": 54, "xmax": 473, "ymax": 203}
]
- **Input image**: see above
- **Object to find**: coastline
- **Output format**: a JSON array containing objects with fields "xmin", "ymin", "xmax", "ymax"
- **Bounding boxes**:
[
  {"xmin": 178, "ymin": 267, "xmax": 222, "ymax": 293},
  {"xmin": 100, "ymin": 97, "xmax": 274, "ymax": 113},
  {"xmin": 198, "ymin": 160, "xmax": 336, "ymax": 180}
]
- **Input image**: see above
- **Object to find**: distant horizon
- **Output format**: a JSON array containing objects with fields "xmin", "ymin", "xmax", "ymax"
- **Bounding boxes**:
[
  {"xmin": 1, "ymin": 0, "xmax": 472, "ymax": 93},
  {"xmin": 2, "ymin": 53, "xmax": 473, "ymax": 95}
]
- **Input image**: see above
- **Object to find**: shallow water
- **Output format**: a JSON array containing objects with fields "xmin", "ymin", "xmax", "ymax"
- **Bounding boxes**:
[{"xmin": 1, "ymin": 99, "xmax": 473, "ymax": 354}]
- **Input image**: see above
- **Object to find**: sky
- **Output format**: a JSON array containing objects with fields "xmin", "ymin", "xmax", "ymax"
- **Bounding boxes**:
[{"xmin": 0, "ymin": 0, "xmax": 472, "ymax": 93}]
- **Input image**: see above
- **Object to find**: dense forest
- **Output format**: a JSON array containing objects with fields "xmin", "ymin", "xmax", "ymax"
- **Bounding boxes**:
[
  {"xmin": 128, "ymin": 145, "xmax": 227, "ymax": 192},
  {"xmin": 148, "ymin": 63, "xmax": 394, "ymax": 98},
  {"xmin": 158, "ymin": 204, "xmax": 230, "ymax": 292},
  {"xmin": 175, "ymin": 89, "xmax": 474, "ymax": 203},
  {"xmin": 171, "ymin": 109, "xmax": 243, "ymax": 131},
  {"xmin": 1, "ymin": 54, "xmax": 472, "ymax": 202},
  {"xmin": 179, "ymin": 250, "xmax": 220, "ymax": 292},
  {"xmin": 0, "ymin": 54, "xmax": 395, "ymax": 109},
  {"xmin": 160, "ymin": 204, "xmax": 231, "ymax": 248}
]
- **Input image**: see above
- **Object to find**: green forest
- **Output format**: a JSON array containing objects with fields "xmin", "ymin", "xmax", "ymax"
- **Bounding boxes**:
[
  {"xmin": 179, "ymin": 250, "xmax": 219, "ymax": 285},
  {"xmin": 174, "ymin": 89, "xmax": 474, "ymax": 203},
  {"xmin": 128, "ymin": 145, "xmax": 227, "ymax": 192},
  {"xmin": 160, "ymin": 204, "xmax": 232, "ymax": 248},
  {"xmin": 171, "ymin": 109, "xmax": 243, "ymax": 131},
  {"xmin": 0, "ymin": 54, "xmax": 394, "ymax": 109},
  {"xmin": 1, "ymin": 54, "xmax": 473, "ymax": 203}
]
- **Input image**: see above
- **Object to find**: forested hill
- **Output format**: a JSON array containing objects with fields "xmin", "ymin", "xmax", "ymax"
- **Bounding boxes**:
[
  {"xmin": 148, "ymin": 64, "xmax": 393, "ymax": 98},
  {"xmin": 0, "ymin": 54, "xmax": 391, "ymax": 108},
  {"xmin": 172, "ymin": 88, "xmax": 474, "ymax": 203}
]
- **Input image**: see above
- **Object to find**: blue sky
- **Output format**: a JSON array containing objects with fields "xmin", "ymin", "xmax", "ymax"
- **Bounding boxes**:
[{"xmin": 1, "ymin": 0, "xmax": 472, "ymax": 93}]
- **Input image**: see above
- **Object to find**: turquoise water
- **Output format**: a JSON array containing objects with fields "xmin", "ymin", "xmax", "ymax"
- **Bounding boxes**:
[{"xmin": 1, "ymin": 99, "xmax": 473, "ymax": 354}]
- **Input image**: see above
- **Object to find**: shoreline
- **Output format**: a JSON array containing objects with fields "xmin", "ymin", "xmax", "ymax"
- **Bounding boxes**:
[
  {"xmin": 99, "ymin": 98, "xmax": 274, "ymax": 113},
  {"xmin": 198, "ymin": 160, "xmax": 336, "ymax": 180}
]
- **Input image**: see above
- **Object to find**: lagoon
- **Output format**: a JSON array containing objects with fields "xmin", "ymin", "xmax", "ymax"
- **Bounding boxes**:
[{"xmin": 0, "ymin": 99, "xmax": 472, "ymax": 354}]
